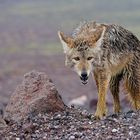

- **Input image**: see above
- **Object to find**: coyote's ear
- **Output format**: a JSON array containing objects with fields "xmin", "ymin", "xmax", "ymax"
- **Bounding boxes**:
[
  {"xmin": 58, "ymin": 31, "xmax": 74, "ymax": 53},
  {"xmin": 89, "ymin": 26, "xmax": 106, "ymax": 47}
]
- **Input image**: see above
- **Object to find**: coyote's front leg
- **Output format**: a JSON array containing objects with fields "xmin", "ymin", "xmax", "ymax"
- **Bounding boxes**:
[{"xmin": 93, "ymin": 70, "xmax": 111, "ymax": 119}]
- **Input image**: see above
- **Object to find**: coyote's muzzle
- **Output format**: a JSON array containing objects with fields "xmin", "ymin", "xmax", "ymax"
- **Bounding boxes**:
[{"xmin": 80, "ymin": 71, "xmax": 88, "ymax": 85}]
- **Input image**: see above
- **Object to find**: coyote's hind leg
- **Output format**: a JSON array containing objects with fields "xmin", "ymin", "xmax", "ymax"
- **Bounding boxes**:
[{"xmin": 125, "ymin": 71, "xmax": 140, "ymax": 110}]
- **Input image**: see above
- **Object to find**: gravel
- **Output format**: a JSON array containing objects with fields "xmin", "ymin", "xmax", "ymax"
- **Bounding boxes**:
[{"xmin": 1, "ymin": 106, "xmax": 140, "ymax": 140}]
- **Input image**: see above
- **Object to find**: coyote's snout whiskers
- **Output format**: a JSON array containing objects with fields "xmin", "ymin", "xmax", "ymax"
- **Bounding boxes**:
[{"xmin": 58, "ymin": 21, "xmax": 140, "ymax": 119}]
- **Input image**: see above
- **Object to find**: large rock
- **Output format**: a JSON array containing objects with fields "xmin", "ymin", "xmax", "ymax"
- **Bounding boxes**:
[{"xmin": 4, "ymin": 71, "xmax": 66, "ymax": 122}]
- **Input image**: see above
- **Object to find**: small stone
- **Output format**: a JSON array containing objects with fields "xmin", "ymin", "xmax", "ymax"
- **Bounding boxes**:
[
  {"xmin": 23, "ymin": 122, "xmax": 35, "ymax": 133},
  {"xmin": 112, "ymin": 129, "xmax": 118, "ymax": 133},
  {"xmin": 129, "ymin": 126, "xmax": 134, "ymax": 129},
  {"xmin": 129, "ymin": 131, "xmax": 133, "ymax": 136},
  {"xmin": 54, "ymin": 125, "xmax": 59, "ymax": 129},
  {"xmin": 135, "ymin": 134, "xmax": 140, "ymax": 139},
  {"xmin": 35, "ymin": 130, "xmax": 39, "ymax": 133},
  {"xmin": 43, "ymin": 136, "xmax": 47, "ymax": 139},
  {"xmin": 54, "ymin": 136, "xmax": 59, "ymax": 139},
  {"xmin": 53, "ymin": 114, "xmax": 61, "ymax": 120},
  {"xmin": 89, "ymin": 121, "xmax": 92, "ymax": 124},
  {"xmin": 70, "ymin": 104, "xmax": 75, "ymax": 108},
  {"xmin": 69, "ymin": 135, "xmax": 75, "ymax": 140},
  {"xmin": 127, "ymin": 110, "xmax": 134, "ymax": 114},
  {"xmin": 73, "ymin": 132, "xmax": 80, "ymax": 138},
  {"xmin": 70, "ymin": 125, "xmax": 75, "ymax": 129},
  {"xmin": 81, "ymin": 110, "xmax": 90, "ymax": 117}
]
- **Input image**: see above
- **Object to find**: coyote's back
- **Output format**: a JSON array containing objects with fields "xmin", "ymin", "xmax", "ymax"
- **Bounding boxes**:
[{"xmin": 58, "ymin": 21, "xmax": 140, "ymax": 119}]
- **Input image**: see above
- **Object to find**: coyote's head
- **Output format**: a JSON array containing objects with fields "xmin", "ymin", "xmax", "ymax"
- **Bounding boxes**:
[{"xmin": 58, "ymin": 23, "xmax": 106, "ymax": 84}]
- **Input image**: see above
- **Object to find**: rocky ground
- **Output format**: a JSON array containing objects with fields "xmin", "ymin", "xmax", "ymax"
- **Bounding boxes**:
[
  {"xmin": 0, "ymin": 70, "xmax": 140, "ymax": 140},
  {"xmin": 1, "ymin": 107, "xmax": 140, "ymax": 140}
]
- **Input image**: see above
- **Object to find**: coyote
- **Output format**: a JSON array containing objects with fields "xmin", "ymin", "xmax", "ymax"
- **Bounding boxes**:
[{"xmin": 58, "ymin": 21, "xmax": 140, "ymax": 119}]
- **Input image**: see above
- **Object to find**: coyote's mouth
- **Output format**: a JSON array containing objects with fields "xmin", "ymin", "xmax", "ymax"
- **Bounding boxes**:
[
  {"xmin": 80, "ymin": 76, "xmax": 88, "ymax": 85},
  {"xmin": 81, "ymin": 80, "xmax": 88, "ymax": 85}
]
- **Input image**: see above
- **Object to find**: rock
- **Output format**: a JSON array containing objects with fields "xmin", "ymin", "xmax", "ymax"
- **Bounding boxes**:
[
  {"xmin": 111, "ymin": 129, "xmax": 118, "ymax": 133},
  {"xmin": 69, "ymin": 135, "xmax": 75, "ymax": 140},
  {"xmin": 68, "ymin": 95, "xmax": 88, "ymax": 107},
  {"xmin": 23, "ymin": 122, "xmax": 35, "ymax": 133},
  {"xmin": 4, "ymin": 71, "xmax": 66, "ymax": 122}
]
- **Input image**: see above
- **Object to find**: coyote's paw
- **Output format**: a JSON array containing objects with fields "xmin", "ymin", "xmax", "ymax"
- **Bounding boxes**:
[
  {"xmin": 114, "ymin": 105, "xmax": 121, "ymax": 114},
  {"xmin": 94, "ymin": 108, "xmax": 107, "ymax": 120}
]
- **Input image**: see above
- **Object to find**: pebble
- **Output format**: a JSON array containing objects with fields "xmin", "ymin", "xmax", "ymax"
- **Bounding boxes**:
[
  {"xmin": 129, "ymin": 126, "xmax": 134, "ymax": 129},
  {"xmin": 69, "ymin": 135, "xmax": 75, "ymax": 140},
  {"xmin": 129, "ymin": 131, "xmax": 133, "ymax": 136},
  {"xmin": 112, "ymin": 129, "xmax": 118, "ymax": 133},
  {"xmin": 43, "ymin": 136, "xmax": 47, "ymax": 139}
]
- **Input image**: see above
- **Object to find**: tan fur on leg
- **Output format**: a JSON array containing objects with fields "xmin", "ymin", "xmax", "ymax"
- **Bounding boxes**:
[
  {"xmin": 109, "ymin": 75, "xmax": 122, "ymax": 113},
  {"xmin": 94, "ymin": 71, "xmax": 110, "ymax": 119}
]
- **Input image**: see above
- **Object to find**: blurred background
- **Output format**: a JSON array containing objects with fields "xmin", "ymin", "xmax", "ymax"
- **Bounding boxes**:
[{"xmin": 0, "ymin": 0, "xmax": 140, "ymax": 112}]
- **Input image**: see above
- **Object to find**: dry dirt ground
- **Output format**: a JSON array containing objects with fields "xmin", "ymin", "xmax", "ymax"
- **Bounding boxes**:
[{"xmin": 0, "ymin": 52, "xmax": 130, "ymax": 114}]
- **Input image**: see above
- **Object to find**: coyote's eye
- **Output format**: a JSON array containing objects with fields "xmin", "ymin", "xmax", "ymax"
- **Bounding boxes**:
[
  {"xmin": 73, "ymin": 57, "xmax": 80, "ymax": 61},
  {"xmin": 87, "ymin": 57, "xmax": 93, "ymax": 61}
]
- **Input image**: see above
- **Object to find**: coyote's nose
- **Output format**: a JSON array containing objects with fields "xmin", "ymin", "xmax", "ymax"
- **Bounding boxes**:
[{"xmin": 80, "ymin": 72, "xmax": 88, "ymax": 81}]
